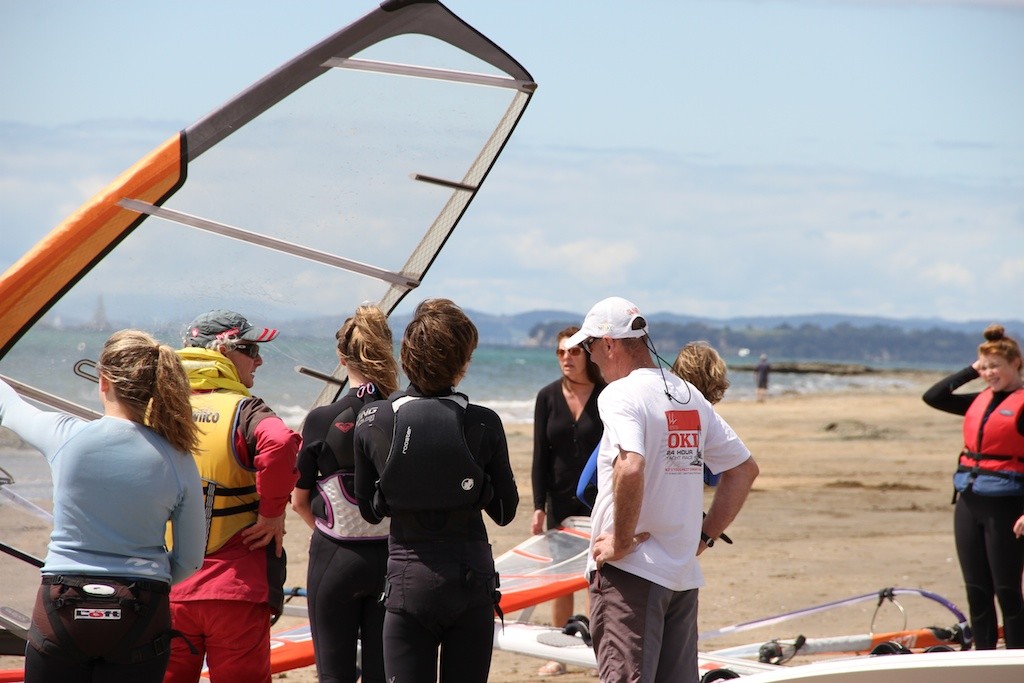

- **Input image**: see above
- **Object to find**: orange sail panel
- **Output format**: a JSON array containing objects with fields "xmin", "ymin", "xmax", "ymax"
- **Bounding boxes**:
[{"xmin": 0, "ymin": 135, "xmax": 184, "ymax": 353}]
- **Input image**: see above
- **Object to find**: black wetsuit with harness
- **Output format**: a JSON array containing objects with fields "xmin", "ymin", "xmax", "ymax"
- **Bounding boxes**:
[
  {"xmin": 296, "ymin": 384, "xmax": 389, "ymax": 683},
  {"xmin": 353, "ymin": 386, "xmax": 518, "ymax": 683},
  {"xmin": 923, "ymin": 366, "xmax": 1024, "ymax": 649}
]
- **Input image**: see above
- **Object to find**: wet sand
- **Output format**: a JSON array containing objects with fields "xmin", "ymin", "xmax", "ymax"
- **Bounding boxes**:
[{"xmin": 3, "ymin": 371, "xmax": 978, "ymax": 681}]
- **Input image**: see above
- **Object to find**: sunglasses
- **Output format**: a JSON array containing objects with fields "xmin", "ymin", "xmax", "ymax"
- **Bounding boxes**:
[
  {"xmin": 556, "ymin": 346, "xmax": 583, "ymax": 358},
  {"xmin": 233, "ymin": 343, "xmax": 261, "ymax": 359},
  {"xmin": 581, "ymin": 337, "xmax": 597, "ymax": 354}
]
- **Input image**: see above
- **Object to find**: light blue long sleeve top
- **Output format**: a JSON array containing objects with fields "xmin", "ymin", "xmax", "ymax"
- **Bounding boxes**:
[{"xmin": 0, "ymin": 379, "xmax": 205, "ymax": 585}]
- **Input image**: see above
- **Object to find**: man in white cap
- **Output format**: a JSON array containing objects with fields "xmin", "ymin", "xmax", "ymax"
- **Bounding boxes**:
[
  {"xmin": 566, "ymin": 296, "xmax": 759, "ymax": 683},
  {"xmin": 165, "ymin": 310, "xmax": 301, "ymax": 683}
]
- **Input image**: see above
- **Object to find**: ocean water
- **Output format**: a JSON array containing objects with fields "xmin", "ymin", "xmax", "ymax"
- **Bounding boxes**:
[
  {"xmin": 453, "ymin": 346, "xmax": 929, "ymax": 426},
  {"xmin": 0, "ymin": 330, "xmax": 936, "ymax": 428},
  {"xmin": 0, "ymin": 338, "xmax": 934, "ymax": 506}
]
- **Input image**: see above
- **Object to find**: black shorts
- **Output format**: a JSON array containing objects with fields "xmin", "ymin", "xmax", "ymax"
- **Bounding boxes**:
[{"xmin": 30, "ymin": 574, "xmax": 172, "ymax": 665}]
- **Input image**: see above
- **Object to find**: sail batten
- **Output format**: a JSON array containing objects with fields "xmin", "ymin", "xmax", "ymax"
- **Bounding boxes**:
[
  {"xmin": 412, "ymin": 174, "xmax": 478, "ymax": 192},
  {"xmin": 118, "ymin": 199, "xmax": 421, "ymax": 289},
  {"xmin": 323, "ymin": 57, "xmax": 533, "ymax": 91}
]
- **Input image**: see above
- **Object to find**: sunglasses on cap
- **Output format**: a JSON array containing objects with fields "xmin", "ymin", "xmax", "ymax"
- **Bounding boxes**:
[
  {"xmin": 233, "ymin": 343, "xmax": 261, "ymax": 359},
  {"xmin": 556, "ymin": 346, "xmax": 583, "ymax": 358}
]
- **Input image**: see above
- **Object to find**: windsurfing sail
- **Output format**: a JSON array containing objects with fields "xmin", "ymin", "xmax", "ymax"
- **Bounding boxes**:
[
  {"xmin": 492, "ymin": 584, "xmax": 984, "ymax": 678},
  {"xmin": 0, "ymin": 0, "xmax": 536, "ymax": 420},
  {"xmin": 493, "ymin": 516, "xmax": 591, "ymax": 614},
  {"xmin": 697, "ymin": 587, "xmax": 971, "ymax": 647},
  {"xmin": 0, "ymin": 3, "xmax": 534, "ymax": 678}
]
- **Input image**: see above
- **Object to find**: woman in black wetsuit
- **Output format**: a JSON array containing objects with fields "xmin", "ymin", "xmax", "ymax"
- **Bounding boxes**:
[
  {"xmin": 922, "ymin": 323, "xmax": 1024, "ymax": 649},
  {"xmin": 353, "ymin": 298, "xmax": 519, "ymax": 683},
  {"xmin": 292, "ymin": 305, "xmax": 399, "ymax": 682},
  {"xmin": 530, "ymin": 326, "xmax": 604, "ymax": 676}
]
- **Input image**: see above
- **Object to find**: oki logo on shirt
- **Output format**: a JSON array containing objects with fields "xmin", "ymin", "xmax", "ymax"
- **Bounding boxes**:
[{"xmin": 665, "ymin": 409, "xmax": 702, "ymax": 475}]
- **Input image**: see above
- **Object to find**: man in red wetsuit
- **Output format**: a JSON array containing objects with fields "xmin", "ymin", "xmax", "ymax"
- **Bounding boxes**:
[{"xmin": 164, "ymin": 310, "xmax": 301, "ymax": 683}]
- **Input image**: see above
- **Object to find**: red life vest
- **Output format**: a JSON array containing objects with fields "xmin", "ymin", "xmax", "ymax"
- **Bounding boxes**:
[{"xmin": 959, "ymin": 387, "xmax": 1024, "ymax": 480}]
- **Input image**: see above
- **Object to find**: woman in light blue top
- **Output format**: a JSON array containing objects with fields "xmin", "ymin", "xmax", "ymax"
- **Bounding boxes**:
[{"xmin": 0, "ymin": 329, "xmax": 205, "ymax": 683}]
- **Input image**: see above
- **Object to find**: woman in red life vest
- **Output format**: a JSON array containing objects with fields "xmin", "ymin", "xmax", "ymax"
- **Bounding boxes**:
[{"xmin": 923, "ymin": 323, "xmax": 1024, "ymax": 649}]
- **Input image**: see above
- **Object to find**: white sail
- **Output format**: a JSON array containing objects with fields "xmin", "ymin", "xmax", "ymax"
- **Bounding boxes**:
[{"xmin": 0, "ymin": 0, "xmax": 536, "ymax": 418}]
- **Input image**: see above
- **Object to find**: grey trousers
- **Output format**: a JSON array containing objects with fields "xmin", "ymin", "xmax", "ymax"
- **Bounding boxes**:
[{"xmin": 589, "ymin": 564, "xmax": 699, "ymax": 683}]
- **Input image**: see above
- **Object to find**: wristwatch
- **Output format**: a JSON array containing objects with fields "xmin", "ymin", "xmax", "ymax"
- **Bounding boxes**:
[{"xmin": 701, "ymin": 531, "xmax": 715, "ymax": 547}]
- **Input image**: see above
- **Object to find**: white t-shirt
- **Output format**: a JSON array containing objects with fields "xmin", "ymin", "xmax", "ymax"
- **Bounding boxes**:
[{"xmin": 586, "ymin": 368, "xmax": 750, "ymax": 591}]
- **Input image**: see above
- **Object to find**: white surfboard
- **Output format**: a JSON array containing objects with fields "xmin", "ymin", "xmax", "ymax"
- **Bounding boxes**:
[
  {"xmin": 730, "ymin": 649, "xmax": 1022, "ymax": 682},
  {"xmin": 492, "ymin": 620, "xmax": 781, "ymax": 678}
]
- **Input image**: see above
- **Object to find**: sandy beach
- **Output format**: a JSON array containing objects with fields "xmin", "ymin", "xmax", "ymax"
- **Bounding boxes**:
[{"xmin": 1, "ymin": 370, "xmax": 977, "ymax": 681}]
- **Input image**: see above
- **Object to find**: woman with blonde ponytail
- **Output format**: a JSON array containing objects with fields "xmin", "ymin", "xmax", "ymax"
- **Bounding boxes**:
[
  {"xmin": 101, "ymin": 330, "xmax": 199, "ymax": 455},
  {"xmin": 0, "ymin": 329, "xmax": 205, "ymax": 682},
  {"xmin": 292, "ymin": 304, "xmax": 399, "ymax": 682}
]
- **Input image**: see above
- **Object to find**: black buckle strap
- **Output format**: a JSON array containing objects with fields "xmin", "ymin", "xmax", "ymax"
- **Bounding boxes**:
[
  {"xmin": 43, "ymin": 574, "xmax": 169, "ymax": 595},
  {"xmin": 961, "ymin": 449, "xmax": 1023, "ymax": 463},
  {"xmin": 203, "ymin": 482, "xmax": 257, "ymax": 496},
  {"xmin": 210, "ymin": 500, "xmax": 260, "ymax": 517}
]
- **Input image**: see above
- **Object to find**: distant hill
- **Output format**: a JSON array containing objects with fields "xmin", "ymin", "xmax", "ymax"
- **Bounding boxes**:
[
  {"xmin": 404, "ymin": 309, "xmax": 1021, "ymax": 345},
  {"xmin": 48, "ymin": 304, "xmax": 1021, "ymax": 370},
  {"xmin": 291, "ymin": 309, "xmax": 1022, "ymax": 369}
]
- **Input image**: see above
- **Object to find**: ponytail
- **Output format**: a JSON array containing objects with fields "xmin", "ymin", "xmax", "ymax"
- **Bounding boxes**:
[
  {"xmin": 337, "ymin": 305, "xmax": 400, "ymax": 397},
  {"xmin": 149, "ymin": 344, "xmax": 200, "ymax": 454},
  {"xmin": 99, "ymin": 330, "xmax": 199, "ymax": 455}
]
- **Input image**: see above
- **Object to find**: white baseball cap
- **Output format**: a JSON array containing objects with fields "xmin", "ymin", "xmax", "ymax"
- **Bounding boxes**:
[{"xmin": 564, "ymin": 297, "xmax": 649, "ymax": 348}]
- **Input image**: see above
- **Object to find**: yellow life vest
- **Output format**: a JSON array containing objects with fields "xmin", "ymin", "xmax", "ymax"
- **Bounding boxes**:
[
  {"xmin": 193, "ymin": 390, "xmax": 260, "ymax": 553},
  {"xmin": 166, "ymin": 390, "xmax": 259, "ymax": 554}
]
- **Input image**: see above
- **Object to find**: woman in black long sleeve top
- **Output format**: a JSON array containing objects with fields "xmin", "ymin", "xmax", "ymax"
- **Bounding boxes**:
[
  {"xmin": 532, "ymin": 327, "xmax": 606, "ymax": 528},
  {"xmin": 922, "ymin": 323, "xmax": 1024, "ymax": 649},
  {"xmin": 530, "ymin": 326, "xmax": 604, "ymax": 675}
]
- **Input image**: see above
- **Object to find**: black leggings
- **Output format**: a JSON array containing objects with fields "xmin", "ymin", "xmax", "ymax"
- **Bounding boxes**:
[
  {"xmin": 953, "ymin": 490, "xmax": 1024, "ymax": 648},
  {"xmin": 381, "ymin": 542, "xmax": 498, "ymax": 683},
  {"xmin": 25, "ymin": 643, "xmax": 168, "ymax": 683},
  {"xmin": 306, "ymin": 533, "xmax": 388, "ymax": 683},
  {"xmin": 383, "ymin": 603, "xmax": 495, "ymax": 683}
]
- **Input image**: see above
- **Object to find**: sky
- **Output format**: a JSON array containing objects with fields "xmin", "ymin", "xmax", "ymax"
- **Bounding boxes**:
[{"xmin": 2, "ymin": 0, "xmax": 1023, "ymax": 324}]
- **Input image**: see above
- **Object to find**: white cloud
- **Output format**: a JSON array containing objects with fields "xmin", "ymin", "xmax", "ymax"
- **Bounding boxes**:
[
  {"xmin": 505, "ymin": 230, "xmax": 640, "ymax": 282},
  {"xmin": 920, "ymin": 262, "xmax": 975, "ymax": 287},
  {"xmin": 418, "ymin": 143, "xmax": 1022, "ymax": 321}
]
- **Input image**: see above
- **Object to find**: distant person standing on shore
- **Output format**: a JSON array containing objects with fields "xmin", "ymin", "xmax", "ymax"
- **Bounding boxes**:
[
  {"xmin": 922, "ymin": 323, "xmax": 1024, "ymax": 650},
  {"xmin": 755, "ymin": 354, "xmax": 771, "ymax": 402}
]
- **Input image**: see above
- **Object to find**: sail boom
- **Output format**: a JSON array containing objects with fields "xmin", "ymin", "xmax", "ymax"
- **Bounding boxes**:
[{"xmin": 117, "ymin": 199, "xmax": 421, "ymax": 290}]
